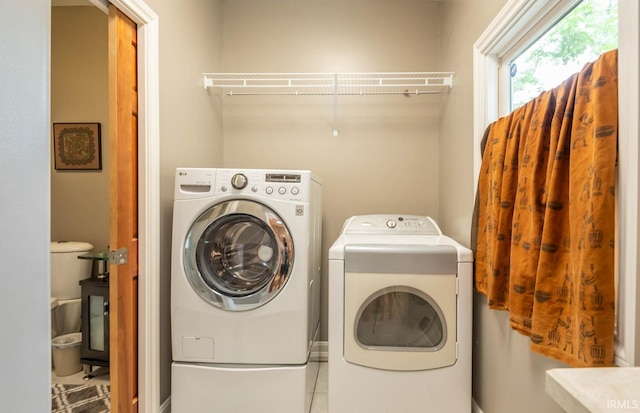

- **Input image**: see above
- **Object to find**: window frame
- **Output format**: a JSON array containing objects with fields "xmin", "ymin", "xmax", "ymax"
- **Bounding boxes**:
[{"xmin": 473, "ymin": 0, "xmax": 640, "ymax": 367}]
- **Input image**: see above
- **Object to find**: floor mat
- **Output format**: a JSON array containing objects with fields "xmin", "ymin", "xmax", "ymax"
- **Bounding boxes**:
[{"xmin": 52, "ymin": 383, "xmax": 110, "ymax": 413}]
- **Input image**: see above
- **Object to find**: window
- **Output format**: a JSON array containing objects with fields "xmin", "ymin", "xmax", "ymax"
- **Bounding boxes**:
[{"xmin": 508, "ymin": 0, "xmax": 618, "ymax": 110}]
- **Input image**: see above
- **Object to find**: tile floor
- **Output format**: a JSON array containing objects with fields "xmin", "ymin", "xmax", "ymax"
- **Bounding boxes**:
[
  {"xmin": 51, "ymin": 366, "xmax": 110, "ymax": 387},
  {"xmin": 311, "ymin": 362, "xmax": 328, "ymax": 413}
]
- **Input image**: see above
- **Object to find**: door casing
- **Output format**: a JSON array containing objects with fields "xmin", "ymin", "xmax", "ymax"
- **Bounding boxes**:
[{"xmin": 103, "ymin": 0, "xmax": 161, "ymax": 411}]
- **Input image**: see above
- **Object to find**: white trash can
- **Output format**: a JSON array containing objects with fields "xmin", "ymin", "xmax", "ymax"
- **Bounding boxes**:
[{"xmin": 51, "ymin": 332, "xmax": 82, "ymax": 376}]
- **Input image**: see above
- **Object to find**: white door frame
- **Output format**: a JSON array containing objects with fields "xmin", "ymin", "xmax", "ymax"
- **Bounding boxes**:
[
  {"xmin": 90, "ymin": 0, "xmax": 161, "ymax": 410},
  {"xmin": 616, "ymin": 0, "xmax": 640, "ymax": 367}
]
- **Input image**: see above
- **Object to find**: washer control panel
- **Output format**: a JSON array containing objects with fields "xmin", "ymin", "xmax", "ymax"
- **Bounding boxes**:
[
  {"xmin": 175, "ymin": 168, "xmax": 315, "ymax": 202},
  {"xmin": 343, "ymin": 215, "xmax": 442, "ymax": 235},
  {"xmin": 215, "ymin": 169, "xmax": 307, "ymax": 201}
]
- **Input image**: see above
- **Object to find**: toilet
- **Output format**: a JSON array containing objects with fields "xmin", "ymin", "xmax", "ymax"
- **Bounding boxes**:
[{"xmin": 50, "ymin": 241, "xmax": 93, "ymax": 376}]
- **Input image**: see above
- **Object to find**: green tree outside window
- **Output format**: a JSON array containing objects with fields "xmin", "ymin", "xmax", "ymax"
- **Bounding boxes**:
[{"xmin": 510, "ymin": 0, "xmax": 618, "ymax": 109}]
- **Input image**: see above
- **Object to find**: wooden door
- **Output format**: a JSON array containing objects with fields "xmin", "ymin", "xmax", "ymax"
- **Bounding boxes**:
[{"xmin": 108, "ymin": 5, "xmax": 139, "ymax": 413}]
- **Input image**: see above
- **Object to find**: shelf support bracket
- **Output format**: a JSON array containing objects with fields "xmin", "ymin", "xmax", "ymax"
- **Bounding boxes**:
[{"xmin": 333, "ymin": 73, "xmax": 339, "ymax": 136}]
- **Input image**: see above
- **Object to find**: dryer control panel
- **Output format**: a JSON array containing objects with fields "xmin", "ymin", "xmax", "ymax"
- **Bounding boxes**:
[{"xmin": 342, "ymin": 215, "xmax": 442, "ymax": 236}]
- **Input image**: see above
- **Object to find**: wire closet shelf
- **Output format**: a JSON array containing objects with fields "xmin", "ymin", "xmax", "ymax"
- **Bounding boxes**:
[{"xmin": 203, "ymin": 72, "xmax": 454, "ymax": 96}]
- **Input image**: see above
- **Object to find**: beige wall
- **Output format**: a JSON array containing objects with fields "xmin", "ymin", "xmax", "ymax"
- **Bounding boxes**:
[
  {"xmin": 438, "ymin": 1, "xmax": 566, "ymax": 412},
  {"xmin": 438, "ymin": 0, "xmax": 500, "ymax": 244},
  {"xmin": 51, "ymin": 7, "xmax": 109, "ymax": 251},
  {"xmin": 222, "ymin": 0, "xmax": 443, "ymax": 341},
  {"xmin": 144, "ymin": 0, "xmax": 225, "ymax": 401}
]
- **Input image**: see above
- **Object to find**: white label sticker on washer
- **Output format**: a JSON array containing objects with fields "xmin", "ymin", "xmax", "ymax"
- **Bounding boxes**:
[{"xmin": 295, "ymin": 205, "xmax": 305, "ymax": 216}]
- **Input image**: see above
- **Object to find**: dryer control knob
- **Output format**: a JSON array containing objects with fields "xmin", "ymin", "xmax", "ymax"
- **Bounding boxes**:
[
  {"xmin": 231, "ymin": 173, "xmax": 248, "ymax": 189},
  {"xmin": 386, "ymin": 220, "xmax": 397, "ymax": 229}
]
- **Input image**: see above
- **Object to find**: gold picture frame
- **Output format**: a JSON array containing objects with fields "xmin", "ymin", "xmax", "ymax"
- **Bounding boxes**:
[{"xmin": 53, "ymin": 123, "xmax": 102, "ymax": 171}]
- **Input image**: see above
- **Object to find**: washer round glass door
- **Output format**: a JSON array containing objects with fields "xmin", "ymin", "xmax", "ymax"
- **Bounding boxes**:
[{"xmin": 184, "ymin": 200, "xmax": 294, "ymax": 311}]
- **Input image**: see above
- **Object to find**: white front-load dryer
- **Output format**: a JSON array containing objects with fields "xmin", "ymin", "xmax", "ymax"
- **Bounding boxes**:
[
  {"xmin": 171, "ymin": 168, "xmax": 322, "ymax": 413},
  {"xmin": 328, "ymin": 215, "xmax": 473, "ymax": 413}
]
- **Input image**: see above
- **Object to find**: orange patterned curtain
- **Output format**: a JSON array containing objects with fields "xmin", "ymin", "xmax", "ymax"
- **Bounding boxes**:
[{"xmin": 473, "ymin": 49, "xmax": 618, "ymax": 367}]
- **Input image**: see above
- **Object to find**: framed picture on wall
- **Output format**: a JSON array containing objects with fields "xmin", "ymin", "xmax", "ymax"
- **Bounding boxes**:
[{"xmin": 53, "ymin": 122, "xmax": 102, "ymax": 171}]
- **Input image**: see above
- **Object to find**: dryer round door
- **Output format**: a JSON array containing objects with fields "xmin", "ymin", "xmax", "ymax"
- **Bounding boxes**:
[
  {"xmin": 344, "ymin": 271, "xmax": 457, "ymax": 371},
  {"xmin": 183, "ymin": 199, "xmax": 294, "ymax": 311}
]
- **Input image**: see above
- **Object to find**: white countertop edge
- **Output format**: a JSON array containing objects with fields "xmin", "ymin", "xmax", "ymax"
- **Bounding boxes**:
[{"xmin": 546, "ymin": 367, "xmax": 640, "ymax": 413}]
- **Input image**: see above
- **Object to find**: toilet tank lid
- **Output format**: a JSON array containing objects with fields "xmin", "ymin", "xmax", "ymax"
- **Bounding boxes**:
[{"xmin": 50, "ymin": 241, "xmax": 94, "ymax": 253}]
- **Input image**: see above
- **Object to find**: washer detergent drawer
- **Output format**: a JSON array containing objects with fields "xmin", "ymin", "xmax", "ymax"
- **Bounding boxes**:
[{"xmin": 344, "ymin": 271, "xmax": 457, "ymax": 371}]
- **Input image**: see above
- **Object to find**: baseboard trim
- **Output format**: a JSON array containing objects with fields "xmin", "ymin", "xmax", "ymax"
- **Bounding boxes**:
[
  {"xmin": 472, "ymin": 398, "xmax": 484, "ymax": 413},
  {"xmin": 312, "ymin": 340, "xmax": 328, "ymax": 362},
  {"xmin": 160, "ymin": 395, "xmax": 171, "ymax": 413}
]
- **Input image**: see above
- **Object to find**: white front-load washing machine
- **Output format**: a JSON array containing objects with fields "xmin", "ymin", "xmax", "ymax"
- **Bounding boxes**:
[
  {"xmin": 328, "ymin": 215, "xmax": 472, "ymax": 413},
  {"xmin": 171, "ymin": 168, "xmax": 322, "ymax": 413}
]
